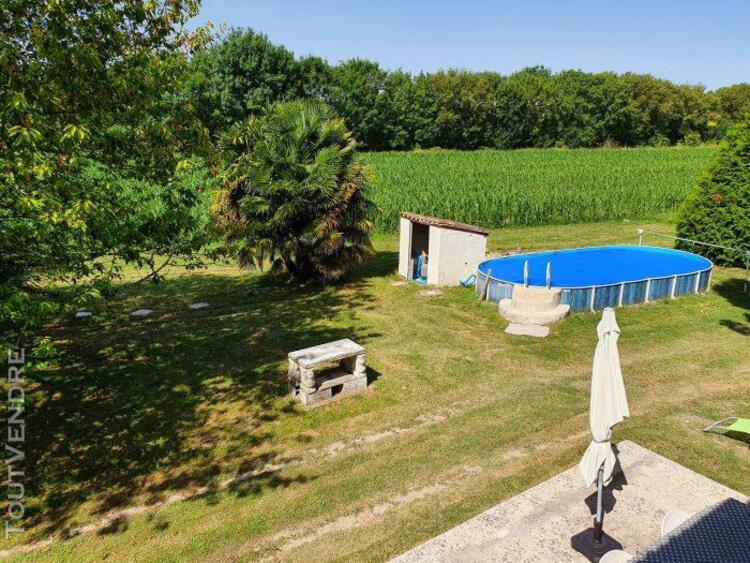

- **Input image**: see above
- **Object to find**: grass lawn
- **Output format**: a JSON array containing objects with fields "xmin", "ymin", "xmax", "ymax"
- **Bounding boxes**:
[{"xmin": 10, "ymin": 221, "xmax": 749, "ymax": 561}]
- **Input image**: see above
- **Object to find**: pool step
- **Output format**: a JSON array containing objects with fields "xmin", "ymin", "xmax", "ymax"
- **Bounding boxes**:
[
  {"xmin": 508, "ymin": 285, "xmax": 563, "ymax": 311},
  {"xmin": 505, "ymin": 323, "xmax": 550, "ymax": 338},
  {"xmin": 499, "ymin": 285, "xmax": 570, "ymax": 325}
]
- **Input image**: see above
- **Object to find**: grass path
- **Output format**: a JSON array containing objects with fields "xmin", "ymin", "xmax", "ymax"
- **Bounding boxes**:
[{"xmin": 7, "ymin": 221, "xmax": 749, "ymax": 561}]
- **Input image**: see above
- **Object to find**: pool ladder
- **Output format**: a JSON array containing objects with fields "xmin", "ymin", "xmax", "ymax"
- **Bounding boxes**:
[{"xmin": 522, "ymin": 260, "xmax": 552, "ymax": 289}]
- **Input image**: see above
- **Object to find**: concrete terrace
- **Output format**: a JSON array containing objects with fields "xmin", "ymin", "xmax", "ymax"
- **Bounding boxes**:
[{"xmin": 392, "ymin": 440, "xmax": 748, "ymax": 562}]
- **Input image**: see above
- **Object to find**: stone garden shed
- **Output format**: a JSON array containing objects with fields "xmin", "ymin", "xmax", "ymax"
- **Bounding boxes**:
[{"xmin": 398, "ymin": 212, "xmax": 489, "ymax": 287}]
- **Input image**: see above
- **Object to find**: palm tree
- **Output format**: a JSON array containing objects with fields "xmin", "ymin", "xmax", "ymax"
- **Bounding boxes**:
[{"xmin": 217, "ymin": 100, "xmax": 377, "ymax": 282}]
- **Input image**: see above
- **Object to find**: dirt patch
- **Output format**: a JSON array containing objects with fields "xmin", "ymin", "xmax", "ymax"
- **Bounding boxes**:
[
  {"xmin": 271, "ymin": 465, "xmax": 482, "ymax": 555},
  {"xmin": 321, "ymin": 413, "xmax": 447, "ymax": 457},
  {"xmin": 419, "ymin": 289, "xmax": 444, "ymax": 298},
  {"xmin": 499, "ymin": 430, "xmax": 590, "ymax": 462}
]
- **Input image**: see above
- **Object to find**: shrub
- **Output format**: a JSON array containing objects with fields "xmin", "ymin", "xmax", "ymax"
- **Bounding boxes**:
[
  {"xmin": 676, "ymin": 118, "xmax": 750, "ymax": 266},
  {"xmin": 217, "ymin": 100, "xmax": 377, "ymax": 283},
  {"xmin": 682, "ymin": 131, "xmax": 703, "ymax": 146},
  {"xmin": 648, "ymin": 134, "xmax": 671, "ymax": 147}
]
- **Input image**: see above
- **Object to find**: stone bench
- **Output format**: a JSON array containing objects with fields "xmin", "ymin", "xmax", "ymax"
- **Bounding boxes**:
[{"xmin": 288, "ymin": 339, "xmax": 366, "ymax": 405}]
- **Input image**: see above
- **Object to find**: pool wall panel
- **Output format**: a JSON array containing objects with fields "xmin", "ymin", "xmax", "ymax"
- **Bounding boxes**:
[
  {"xmin": 476, "ymin": 273, "xmax": 514, "ymax": 303},
  {"xmin": 478, "ymin": 272, "xmax": 711, "ymax": 311},
  {"xmin": 487, "ymin": 280, "xmax": 512, "ymax": 302},
  {"xmin": 674, "ymin": 274, "xmax": 696, "ymax": 296},
  {"xmin": 699, "ymin": 270, "xmax": 711, "ymax": 291},
  {"xmin": 594, "ymin": 285, "xmax": 620, "ymax": 310},
  {"xmin": 562, "ymin": 289, "xmax": 592, "ymax": 311},
  {"xmin": 475, "ymin": 271, "xmax": 486, "ymax": 298},
  {"xmin": 621, "ymin": 281, "xmax": 647, "ymax": 306},
  {"xmin": 648, "ymin": 278, "xmax": 671, "ymax": 301}
]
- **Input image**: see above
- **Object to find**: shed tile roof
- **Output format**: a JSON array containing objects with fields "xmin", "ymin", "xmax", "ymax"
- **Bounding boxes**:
[{"xmin": 400, "ymin": 212, "xmax": 490, "ymax": 236}]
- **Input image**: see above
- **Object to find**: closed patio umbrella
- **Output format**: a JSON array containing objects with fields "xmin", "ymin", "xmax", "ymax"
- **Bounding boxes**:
[{"xmin": 572, "ymin": 307, "xmax": 630, "ymax": 561}]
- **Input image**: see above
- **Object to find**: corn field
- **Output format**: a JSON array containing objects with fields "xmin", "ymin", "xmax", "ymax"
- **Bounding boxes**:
[{"xmin": 364, "ymin": 146, "xmax": 716, "ymax": 231}]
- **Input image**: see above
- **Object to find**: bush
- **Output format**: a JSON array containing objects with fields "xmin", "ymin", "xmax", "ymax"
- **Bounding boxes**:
[
  {"xmin": 217, "ymin": 100, "xmax": 377, "ymax": 283},
  {"xmin": 648, "ymin": 134, "xmax": 671, "ymax": 147},
  {"xmin": 682, "ymin": 131, "xmax": 703, "ymax": 146},
  {"xmin": 676, "ymin": 118, "xmax": 750, "ymax": 266}
]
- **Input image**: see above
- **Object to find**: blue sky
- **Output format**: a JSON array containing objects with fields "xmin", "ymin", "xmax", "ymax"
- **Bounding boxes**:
[{"xmin": 193, "ymin": 0, "xmax": 749, "ymax": 90}]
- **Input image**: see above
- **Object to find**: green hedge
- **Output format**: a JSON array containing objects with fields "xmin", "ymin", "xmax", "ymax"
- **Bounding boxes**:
[{"xmin": 676, "ymin": 118, "xmax": 750, "ymax": 266}]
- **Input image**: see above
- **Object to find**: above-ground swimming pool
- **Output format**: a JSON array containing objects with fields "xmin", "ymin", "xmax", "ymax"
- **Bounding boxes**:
[{"xmin": 476, "ymin": 245, "xmax": 713, "ymax": 312}]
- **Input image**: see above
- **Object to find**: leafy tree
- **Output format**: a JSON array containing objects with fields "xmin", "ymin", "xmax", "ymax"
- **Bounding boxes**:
[
  {"xmin": 218, "ymin": 100, "xmax": 377, "ymax": 282},
  {"xmin": 676, "ymin": 118, "xmax": 750, "ymax": 266},
  {"xmin": 372, "ymin": 71, "xmax": 416, "ymax": 150},
  {"xmin": 326, "ymin": 59, "xmax": 388, "ymax": 150},
  {"xmin": 191, "ymin": 28, "xmax": 304, "ymax": 133},
  {"xmin": 622, "ymin": 74, "xmax": 709, "ymax": 145},
  {"xmin": 710, "ymin": 83, "xmax": 750, "ymax": 138},
  {"xmin": 494, "ymin": 67, "xmax": 561, "ymax": 148},
  {"xmin": 410, "ymin": 74, "xmax": 440, "ymax": 148},
  {"xmin": 427, "ymin": 70, "xmax": 498, "ymax": 149},
  {"xmin": 353, "ymin": 70, "xmax": 439, "ymax": 151},
  {"xmin": 0, "ymin": 0, "xmax": 212, "ymax": 342},
  {"xmin": 555, "ymin": 71, "xmax": 636, "ymax": 147},
  {"xmin": 298, "ymin": 55, "xmax": 335, "ymax": 103},
  {"xmin": 192, "ymin": 27, "xmax": 746, "ymax": 152}
]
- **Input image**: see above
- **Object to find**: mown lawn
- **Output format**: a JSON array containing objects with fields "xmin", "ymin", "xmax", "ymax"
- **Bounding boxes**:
[{"xmin": 9, "ymin": 221, "xmax": 749, "ymax": 561}]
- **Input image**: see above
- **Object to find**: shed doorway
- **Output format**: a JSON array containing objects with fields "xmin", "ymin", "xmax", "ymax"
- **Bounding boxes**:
[{"xmin": 409, "ymin": 223, "xmax": 430, "ymax": 282}]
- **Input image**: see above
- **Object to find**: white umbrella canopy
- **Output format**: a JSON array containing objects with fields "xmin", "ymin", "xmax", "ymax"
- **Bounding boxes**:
[{"xmin": 578, "ymin": 307, "xmax": 630, "ymax": 487}]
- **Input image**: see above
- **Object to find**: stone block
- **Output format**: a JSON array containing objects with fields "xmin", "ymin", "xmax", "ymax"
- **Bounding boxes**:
[
  {"xmin": 505, "ymin": 323, "xmax": 550, "ymax": 338},
  {"xmin": 131, "ymin": 309, "xmax": 154, "ymax": 318},
  {"xmin": 419, "ymin": 289, "xmax": 444, "ymax": 298}
]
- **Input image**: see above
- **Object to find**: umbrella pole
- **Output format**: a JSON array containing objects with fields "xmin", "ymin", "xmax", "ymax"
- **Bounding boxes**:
[
  {"xmin": 594, "ymin": 464, "xmax": 604, "ymax": 542},
  {"xmin": 572, "ymin": 461, "xmax": 621, "ymax": 561}
]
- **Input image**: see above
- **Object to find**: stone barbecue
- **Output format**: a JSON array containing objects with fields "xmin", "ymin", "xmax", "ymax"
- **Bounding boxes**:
[{"xmin": 288, "ymin": 339, "xmax": 367, "ymax": 405}]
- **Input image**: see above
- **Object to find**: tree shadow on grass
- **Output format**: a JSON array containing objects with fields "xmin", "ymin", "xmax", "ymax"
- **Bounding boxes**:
[
  {"xmin": 26, "ymin": 252, "xmax": 396, "ymax": 541},
  {"xmin": 712, "ymin": 277, "xmax": 750, "ymax": 336}
]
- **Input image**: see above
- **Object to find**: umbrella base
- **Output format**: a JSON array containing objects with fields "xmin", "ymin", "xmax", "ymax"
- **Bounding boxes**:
[{"xmin": 571, "ymin": 527, "xmax": 622, "ymax": 562}]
